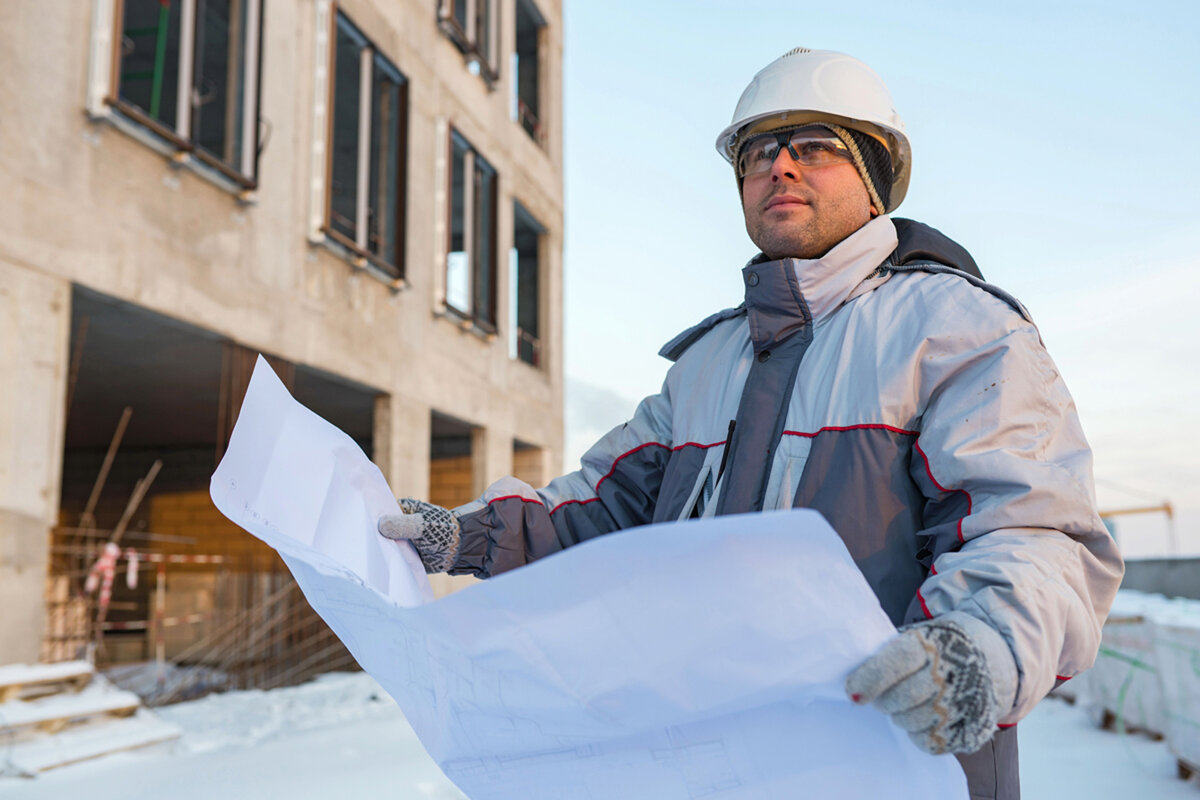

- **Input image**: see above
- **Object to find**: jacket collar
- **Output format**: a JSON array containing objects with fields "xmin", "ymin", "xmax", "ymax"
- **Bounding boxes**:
[{"xmin": 741, "ymin": 216, "xmax": 898, "ymax": 352}]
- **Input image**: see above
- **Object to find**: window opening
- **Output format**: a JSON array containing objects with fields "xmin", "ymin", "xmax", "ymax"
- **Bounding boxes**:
[
  {"xmin": 113, "ymin": 0, "xmax": 262, "ymax": 186},
  {"xmin": 54, "ymin": 287, "xmax": 374, "ymax": 686},
  {"xmin": 513, "ymin": 439, "xmax": 547, "ymax": 488},
  {"xmin": 324, "ymin": 10, "xmax": 408, "ymax": 278},
  {"xmin": 430, "ymin": 412, "xmax": 476, "ymax": 509},
  {"xmin": 446, "ymin": 129, "xmax": 498, "ymax": 331},
  {"xmin": 513, "ymin": 0, "xmax": 546, "ymax": 144},
  {"xmin": 451, "ymin": 0, "xmax": 468, "ymax": 36},
  {"xmin": 511, "ymin": 201, "xmax": 545, "ymax": 366},
  {"xmin": 193, "ymin": 0, "xmax": 251, "ymax": 169},
  {"xmin": 369, "ymin": 58, "xmax": 405, "ymax": 265},
  {"xmin": 118, "ymin": 0, "xmax": 183, "ymax": 129},
  {"xmin": 437, "ymin": 0, "xmax": 498, "ymax": 83},
  {"xmin": 475, "ymin": 0, "xmax": 493, "ymax": 71}
]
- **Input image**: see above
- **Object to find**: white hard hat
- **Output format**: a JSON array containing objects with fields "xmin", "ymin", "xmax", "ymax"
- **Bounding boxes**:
[{"xmin": 716, "ymin": 48, "xmax": 912, "ymax": 212}]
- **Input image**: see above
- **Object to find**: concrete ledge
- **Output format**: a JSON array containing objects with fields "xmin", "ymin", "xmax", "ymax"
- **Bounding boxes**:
[{"xmin": 1122, "ymin": 558, "xmax": 1200, "ymax": 600}]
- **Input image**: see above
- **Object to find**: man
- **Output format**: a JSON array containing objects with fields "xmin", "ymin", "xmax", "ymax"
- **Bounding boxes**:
[{"xmin": 380, "ymin": 49, "xmax": 1123, "ymax": 799}]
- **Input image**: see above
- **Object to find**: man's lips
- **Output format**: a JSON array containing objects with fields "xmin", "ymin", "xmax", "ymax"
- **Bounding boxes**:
[{"xmin": 764, "ymin": 194, "xmax": 810, "ymax": 210}]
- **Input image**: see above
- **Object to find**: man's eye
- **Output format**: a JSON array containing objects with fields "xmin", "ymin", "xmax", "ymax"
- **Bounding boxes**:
[
  {"xmin": 753, "ymin": 144, "xmax": 777, "ymax": 162},
  {"xmin": 799, "ymin": 141, "xmax": 835, "ymax": 156}
]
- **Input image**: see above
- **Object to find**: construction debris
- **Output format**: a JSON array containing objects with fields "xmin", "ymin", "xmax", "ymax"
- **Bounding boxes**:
[{"xmin": 0, "ymin": 661, "xmax": 179, "ymax": 775}]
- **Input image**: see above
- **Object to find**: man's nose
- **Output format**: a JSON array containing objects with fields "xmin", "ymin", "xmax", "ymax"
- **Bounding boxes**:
[{"xmin": 769, "ymin": 146, "xmax": 802, "ymax": 181}]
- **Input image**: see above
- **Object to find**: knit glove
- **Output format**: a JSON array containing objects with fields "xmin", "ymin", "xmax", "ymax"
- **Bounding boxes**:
[
  {"xmin": 377, "ymin": 498, "xmax": 461, "ymax": 574},
  {"xmin": 845, "ymin": 611, "xmax": 1018, "ymax": 755}
]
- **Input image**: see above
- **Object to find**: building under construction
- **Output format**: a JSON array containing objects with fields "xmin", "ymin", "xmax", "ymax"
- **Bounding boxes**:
[{"xmin": 0, "ymin": 0, "xmax": 563, "ymax": 696}]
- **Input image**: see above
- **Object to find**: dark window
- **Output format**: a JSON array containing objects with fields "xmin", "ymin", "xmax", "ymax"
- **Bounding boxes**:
[
  {"xmin": 452, "ymin": 0, "xmax": 468, "ymax": 34},
  {"xmin": 329, "ymin": 17, "xmax": 364, "ymax": 244},
  {"xmin": 118, "ymin": 0, "xmax": 183, "ymax": 130},
  {"xmin": 514, "ymin": 0, "xmax": 546, "ymax": 144},
  {"xmin": 512, "ymin": 202, "xmax": 545, "ymax": 366},
  {"xmin": 325, "ymin": 11, "xmax": 408, "ymax": 278},
  {"xmin": 437, "ymin": 0, "xmax": 498, "ymax": 82},
  {"xmin": 193, "ymin": 0, "xmax": 252, "ymax": 169},
  {"xmin": 114, "ymin": 0, "xmax": 262, "ymax": 186},
  {"xmin": 369, "ymin": 58, "xmax": 405, "ymax": 267},
  {"xmin": 475, "ymin": 0, "xmax": 493, "ymax": 70},
  {"xmin": 446, "ymin": 129, "xmax": 498, "ymax": 330},
  {"xmin": 472, "ymin": 158, "xmax": 497, "ymax": 326}
]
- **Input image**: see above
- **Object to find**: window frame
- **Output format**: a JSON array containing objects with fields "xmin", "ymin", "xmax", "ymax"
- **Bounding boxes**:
[
  {"xmin": 436, "ymin": 0, "xmax": 499, "ymax": 85},
  {"xmin": 101, "ymin": 0, "xmax": 265, "ymax": 190},
  {"xmin": 319, "ymin": 6, "xmax": 409, "ymax": 281},
  {"xmin": 444, "ymin": 127, "xmax": 499, "ymax": 333}
]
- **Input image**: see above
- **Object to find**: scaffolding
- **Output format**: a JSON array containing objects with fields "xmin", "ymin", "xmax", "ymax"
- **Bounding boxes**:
[{"xmin": 45, "ymin": 383, "xmax": 358, "ymax": 705}]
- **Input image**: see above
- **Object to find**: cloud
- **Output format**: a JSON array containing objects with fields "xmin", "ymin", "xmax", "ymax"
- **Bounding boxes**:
[{"xmin": 562, "ymin": 376, "xmax": 643, "ymax": 473}]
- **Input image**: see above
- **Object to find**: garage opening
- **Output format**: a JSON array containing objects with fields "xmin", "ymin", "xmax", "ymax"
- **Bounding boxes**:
[
  {"xmin": 49, "ymin": 286, "xmax": 378, "ymax": 701},
  {"xmin": 513, "ymin": 438, "xmax": 547, "ymax": 488},
  {"xmin": 429, "ymin": 411, "xmax": 475, "ymax": 510}
]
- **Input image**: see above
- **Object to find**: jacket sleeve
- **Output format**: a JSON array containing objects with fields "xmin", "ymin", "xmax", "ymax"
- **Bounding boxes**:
[
  {"xmin": 905, "ymin": 286, "xmax": 1124, "ymax": 723},
  {"xmin": 447, "ymin": 384, "xmax": 675, "ymax": 579}
]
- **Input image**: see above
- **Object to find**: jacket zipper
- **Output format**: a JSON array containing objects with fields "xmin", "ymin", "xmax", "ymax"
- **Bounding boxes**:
[{"xmin": 714, "ymin": 419, "xmax": 736, "ymax": 488}]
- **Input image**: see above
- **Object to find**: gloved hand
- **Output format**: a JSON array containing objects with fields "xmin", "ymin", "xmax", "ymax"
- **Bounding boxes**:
[
  {"xmin": 845, "ymin": 611, "xmax": 1018, "ymax": 755},
  {"xmin": 378, "ymin": 498, "xmax": 461, "ymax": 574}
]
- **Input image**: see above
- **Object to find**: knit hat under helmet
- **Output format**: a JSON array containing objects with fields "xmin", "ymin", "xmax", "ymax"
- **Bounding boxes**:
[{"xmin": 840, "ymin": 127, "xmax": 893, "ymax": 213}]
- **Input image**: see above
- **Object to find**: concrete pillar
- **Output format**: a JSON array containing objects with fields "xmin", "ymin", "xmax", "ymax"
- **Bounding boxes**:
[
  {"xmin": 374, "ymin": 392, "xmax": 431, "ymax": 500},
  {"xmin": 471, "ymin": 424, "xmax": 513, "ymax": 496},
  {"xmin": 0, "ymin": 264, "xmax": 70, "ymax": 665}
]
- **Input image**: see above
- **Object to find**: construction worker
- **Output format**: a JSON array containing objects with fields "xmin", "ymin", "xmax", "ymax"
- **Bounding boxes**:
[{"xmin": 380, "ymin": 48, "xmax": 1123, "ymax": 798}]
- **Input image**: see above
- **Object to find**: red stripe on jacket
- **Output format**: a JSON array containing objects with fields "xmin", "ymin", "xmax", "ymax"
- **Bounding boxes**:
[{"xmin": 913, "ymin": 438, "xmax": 973, "ymax": 543}]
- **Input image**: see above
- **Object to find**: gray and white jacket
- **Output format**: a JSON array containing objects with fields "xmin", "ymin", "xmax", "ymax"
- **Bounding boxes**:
[{"xmin": 452, "ymin": 215, "xmax": 1123, "ymax": 731}]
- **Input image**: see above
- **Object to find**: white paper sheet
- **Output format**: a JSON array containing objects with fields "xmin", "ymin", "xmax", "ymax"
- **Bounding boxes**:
[{"xmin": 211, "ymin": 356, "xmax": 968, "ymax": 799}]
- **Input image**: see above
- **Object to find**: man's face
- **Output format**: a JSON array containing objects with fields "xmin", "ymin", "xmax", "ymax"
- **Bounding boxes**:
[{"xmin": 740, "ymin": 136, "xmax": 875, "ymax": 260}]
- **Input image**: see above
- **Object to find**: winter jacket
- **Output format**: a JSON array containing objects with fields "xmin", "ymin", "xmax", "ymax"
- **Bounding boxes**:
[{"xmin": 451, "ymin": 215, "xmax": 1123, "ymax": 800}]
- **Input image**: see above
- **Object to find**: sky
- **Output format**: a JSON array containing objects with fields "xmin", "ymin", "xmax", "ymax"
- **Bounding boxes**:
[{"xmin": 558, "ymin": 0, "xmax": 1200, "ymax": 559}]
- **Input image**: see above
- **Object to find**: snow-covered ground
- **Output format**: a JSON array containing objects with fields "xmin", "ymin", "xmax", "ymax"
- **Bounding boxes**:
[
  {"xmin": 1, "ymin": 671, "xmax": 1196, "ymax": 800},
  {"xmin": 0, "ymin": 673, "xmax": 463, "ymax": 800}
]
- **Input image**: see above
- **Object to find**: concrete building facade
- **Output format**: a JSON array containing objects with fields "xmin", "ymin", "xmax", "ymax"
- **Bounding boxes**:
[{"xmin": 0, "ymin": 0, "xmax": 563, "ymax": 668}]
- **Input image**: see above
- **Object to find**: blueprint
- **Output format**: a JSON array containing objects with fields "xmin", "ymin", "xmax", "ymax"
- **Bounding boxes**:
[{"xmin": 210, "ymin": 356, "xmax": 968, "ymax": 799}]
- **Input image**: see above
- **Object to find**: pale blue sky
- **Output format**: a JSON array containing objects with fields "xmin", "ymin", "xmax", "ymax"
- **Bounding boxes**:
[{"xmin": 559, "ymin": 0, "xmax": 1200, "ymax": 558}]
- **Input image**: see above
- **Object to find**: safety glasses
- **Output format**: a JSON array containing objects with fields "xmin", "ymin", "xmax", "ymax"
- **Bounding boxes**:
[{"xmin": 736, "ymin": 127, "xmax": 854, "ymax": 178}]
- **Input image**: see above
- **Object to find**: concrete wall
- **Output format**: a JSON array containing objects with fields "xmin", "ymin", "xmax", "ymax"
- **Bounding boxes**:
[
  {"xmin": 0, "ymin": 0, "xmax": 564, "ymax": 661},
  {"xmin": 1122, "ymin": 558, "xmax": 1200, "ymax": 601},
  {"xmin": 0, "ymin": 270, "xmax": 71, "ymax": 664}
]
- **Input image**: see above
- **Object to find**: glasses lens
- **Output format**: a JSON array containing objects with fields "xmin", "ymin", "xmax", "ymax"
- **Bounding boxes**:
[
  {"xmin": 786, "ymin": 132, "xmax": 851, "ymax": 167},
  {"xmin": 737, "ymin": 128, "xmax": 853, "ymax": 177},
  {"xmin": 737, "ymin": 134, "xmax": 781, "ymax": 178}
]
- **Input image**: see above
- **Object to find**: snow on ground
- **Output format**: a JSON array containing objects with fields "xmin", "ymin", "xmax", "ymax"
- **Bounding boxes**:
[
  {"xmin": 1020, "ymin": 697, "xmax": 1198, "ymax": 799},
  {"xmin": 2, "ymin": 671, "xmax": 1197, "ymax": 799},
  {"xmin": 0, "ymin": 673, "xmax": 464, "ymax": 799}
]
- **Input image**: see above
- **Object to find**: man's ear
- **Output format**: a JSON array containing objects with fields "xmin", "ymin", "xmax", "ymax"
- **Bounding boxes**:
[{"xmin": 869, "ymin": 205, "xmax": 880, "ymax": 217}]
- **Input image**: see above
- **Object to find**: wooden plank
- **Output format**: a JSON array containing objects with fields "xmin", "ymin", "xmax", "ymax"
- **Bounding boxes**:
[
  {"xmin": 0, "ymin": 661, "xmax": 94, "ymax": 703},
  {"xmin": 7, "ymin": 715, "xmax": 181, "ymax": 773},
  {"xmin": 0, "ymin": 688, "xmax": 140, "ymax": 733},
  {"xmin": 0, "ymin": 660, "xmax": 93, "ymax": 689}
]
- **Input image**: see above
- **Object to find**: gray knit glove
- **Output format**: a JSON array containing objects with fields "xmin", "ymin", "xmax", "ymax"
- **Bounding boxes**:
[
  {"xmin": 378, "ymin": 498, "xmax": 461, "ymax": 574},
  {"xmin": 845, "ymin": 611, "xmax": 1018, "ymax": 755}
]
